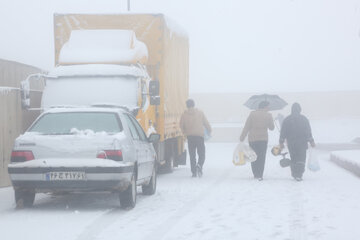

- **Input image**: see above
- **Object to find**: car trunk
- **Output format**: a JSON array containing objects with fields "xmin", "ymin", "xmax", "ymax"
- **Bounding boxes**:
[{"xmin": 16, "ymin": 132, "xmax": 121, "ymax": 160}]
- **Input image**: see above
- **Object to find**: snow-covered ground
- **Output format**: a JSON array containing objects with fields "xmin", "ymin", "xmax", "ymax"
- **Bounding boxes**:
[
  {"xmin": 1, "ymin": 118, "xmax": 360, "ymax": 240},
  {"xmin": 0, "ymin": 145, "xmax": 360, "ymax": 239}
]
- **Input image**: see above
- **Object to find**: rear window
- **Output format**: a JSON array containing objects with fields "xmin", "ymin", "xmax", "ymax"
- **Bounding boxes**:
[{"xmin": 29, "ymin": 112, "xmax": 122, "ymax": 134}]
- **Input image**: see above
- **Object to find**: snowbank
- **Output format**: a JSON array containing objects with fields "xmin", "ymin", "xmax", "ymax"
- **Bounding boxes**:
[{"xmin": 330, "ymin": 150, "xmax": 360, "ymax": 177}]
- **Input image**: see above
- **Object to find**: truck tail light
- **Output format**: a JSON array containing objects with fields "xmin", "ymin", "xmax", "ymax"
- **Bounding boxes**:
[
  {"xmin": 97, "ymin": 150, "xmax": 123, "ymax": 161},
  {"xmin": 11, "ymin": 151, "xmax": 35, "ymax": 162}
]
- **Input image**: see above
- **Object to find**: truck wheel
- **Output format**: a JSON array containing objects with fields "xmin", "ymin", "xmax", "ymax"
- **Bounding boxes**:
[
  {"xmin": 142, "ymin": 167, "xmax": 157, "ymax": 195},
  {"xmin": 164, "ymin": 154, "xmax": 174, "ymax": 173},
  {"xmin": 119, "ymin": 174, "xmax": 137, "ymax": 209},
  {"xmin": 15, "ymin": 189, "xmax": 35, "ymax": 208}
]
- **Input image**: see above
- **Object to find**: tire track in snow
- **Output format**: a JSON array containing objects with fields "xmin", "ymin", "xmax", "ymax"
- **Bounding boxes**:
[
  {"xmin": 288, "ymin": 183, "xmax": 307, "ymax": 240},
  {"xmin": 74, "ymin": 167, "xmax": 231, "ymax": 240},
  {"xmin": 141, "ymin": 167, "xmax": 232, "ymax": 240},
  {"xmin": 75, "ymin": 208, "xmax": 126, "ymax": 240}
]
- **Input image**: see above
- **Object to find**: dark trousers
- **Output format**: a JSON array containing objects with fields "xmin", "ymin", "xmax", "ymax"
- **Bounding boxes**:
[
  {"xmin": 288, "ymin": 147, "xmax": 307, "ymax": 178},
  {"xmin": 249, "ymin": 141, "xmax": 268, "ymax": 178},
  {"xmin": 187, "ymin": 136, "xmax": 205, "ymax": 174}
]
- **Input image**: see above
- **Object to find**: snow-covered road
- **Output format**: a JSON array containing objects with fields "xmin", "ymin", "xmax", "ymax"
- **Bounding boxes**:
[{"xmin": 1, "ymin": 142, "xmax": 360, "ymax": 240}]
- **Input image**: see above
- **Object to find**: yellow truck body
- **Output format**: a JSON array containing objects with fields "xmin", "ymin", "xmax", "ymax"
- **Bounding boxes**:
[{"xmin": 53, "ymin": 13, "xmax": 189, "ymax": 169}]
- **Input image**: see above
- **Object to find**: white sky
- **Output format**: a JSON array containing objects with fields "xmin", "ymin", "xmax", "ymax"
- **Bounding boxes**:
[{"xmin": 1, "ymin": 0, "xmax": 360, "ymax": 93}]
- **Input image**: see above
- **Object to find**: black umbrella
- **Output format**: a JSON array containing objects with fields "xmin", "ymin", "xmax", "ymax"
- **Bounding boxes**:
[{"xmin": 244, "ymin": 94, "xmax": 287, "ymax": 111}]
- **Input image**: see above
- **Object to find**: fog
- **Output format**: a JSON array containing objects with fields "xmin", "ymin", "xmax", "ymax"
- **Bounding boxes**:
[
  {"xmin": 1, "ymin": 2, "xmax": 360, "ymax": 239},
  {"xmin": 1, "ymin": 0, "xmax": 360, "ymax": 93}
]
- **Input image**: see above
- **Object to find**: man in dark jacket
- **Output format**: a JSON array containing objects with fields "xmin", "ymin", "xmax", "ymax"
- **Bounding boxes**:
[
  {"xmin": 180, "ymin": 99, "xmax": 212, "ymax": 177},
  {"xmin": 279, "ymin": 103, "xmax": 315, "ymax": 181}
]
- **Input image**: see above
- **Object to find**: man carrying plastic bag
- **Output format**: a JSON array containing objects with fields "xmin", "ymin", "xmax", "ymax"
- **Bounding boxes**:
[{"xmin": 279, "ymin": 103, "xmax": 316, "ymax": 181}]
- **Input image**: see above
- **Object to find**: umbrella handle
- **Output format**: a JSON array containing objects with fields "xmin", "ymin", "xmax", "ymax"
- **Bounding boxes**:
[{"xmin": 274, "ymin": 119, "xmax": 280, "ymax": 132}]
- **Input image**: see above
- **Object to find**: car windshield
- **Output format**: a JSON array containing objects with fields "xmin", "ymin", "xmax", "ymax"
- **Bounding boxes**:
[{"xmin": 29, "ymin": 112, "xmax": 122, "ymax": 135}]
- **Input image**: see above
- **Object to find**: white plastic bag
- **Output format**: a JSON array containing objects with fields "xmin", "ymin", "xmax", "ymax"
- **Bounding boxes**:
[
  {"xmin": 233, "ymin": 142, "xmax": 257, "ymax": 166},
  {"xmin": 307, "ymin": 148, "xmax": 320, "ymax": 172},
  {"xmin": 204, "ymin": 128, "xmax": 211, "ymax": 142}
]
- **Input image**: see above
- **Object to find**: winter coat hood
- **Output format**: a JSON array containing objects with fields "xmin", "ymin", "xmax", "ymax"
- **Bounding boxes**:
[{"xmin": 291, "ymin": 103, "xmax": 302, "ymax": 115}]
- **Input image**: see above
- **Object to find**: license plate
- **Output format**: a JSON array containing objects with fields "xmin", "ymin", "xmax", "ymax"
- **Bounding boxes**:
[{"xmin": 45, "ymin": 172, "xmax": 86, "ymax": 181}]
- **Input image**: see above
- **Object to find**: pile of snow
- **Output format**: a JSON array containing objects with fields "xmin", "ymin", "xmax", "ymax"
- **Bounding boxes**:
[
  {"xmin": 59, "ymin": 30, "xmax": 148, "ymax": 65},
  {"xmin": 331, "ymin": 150, "xmax": 360, "ymax": 167}
]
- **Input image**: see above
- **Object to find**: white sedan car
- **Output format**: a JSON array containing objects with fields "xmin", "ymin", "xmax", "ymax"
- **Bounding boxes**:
[{"xmin": 8, "ymin": 107, "xmax": 159, "ymax": 209}]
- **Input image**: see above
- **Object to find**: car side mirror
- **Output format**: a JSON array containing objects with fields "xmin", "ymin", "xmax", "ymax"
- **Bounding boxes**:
[
  {"xmin": 20, "ymin": 73, "xmax": 46, "ymax": 109},
  {"xmin": 150, "ymin": 96, "xmax": 160, "ymax": 106},
  {"xmin": 148, "ymin": 133, "xmax": 160, "ymax": 143},
  {"xmin": 149, "ymin": 80, "xmax": 159, "ymax": 96}
]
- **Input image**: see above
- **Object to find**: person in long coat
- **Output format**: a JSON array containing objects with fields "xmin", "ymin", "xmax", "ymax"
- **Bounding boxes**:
[
  {"xmin": 180, "ymin": 99, "xmax": 212, "ymax": 177},
  {"xmin": 279, "ymin": 102, "xmax": 315, "ymax": 181},
  {"xmin": 240, "ymin": 101, "xmax": 275, "ymax": 181}
]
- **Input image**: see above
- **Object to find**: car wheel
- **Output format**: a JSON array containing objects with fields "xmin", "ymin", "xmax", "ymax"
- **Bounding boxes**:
[
  {"xmin": 142, "ymin": 166, "xmax": 157, "ymax": 195},
  {"xmin": 119, "ymin": 174, "xmax": 137, "ymax": 209},
  {"xmin": 15, "ymin": 189, "xmax": 35, "ymax": 208}
]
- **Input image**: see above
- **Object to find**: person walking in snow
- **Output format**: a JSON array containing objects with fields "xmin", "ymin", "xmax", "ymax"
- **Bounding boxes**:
[
  {"xmin": 279, "ymin": 102, "xmax": 315, "ymax": 181},
  {"xmin": 240, "ymin": 101, "xmax": 275, "ymax": 181},
  {"xmin": 180, "ymin": 99, "xmax": 212, "ymax": 177}
]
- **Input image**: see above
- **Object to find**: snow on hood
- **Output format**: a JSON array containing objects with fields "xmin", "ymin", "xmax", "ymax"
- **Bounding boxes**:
[
  {"xmin": 42, "ymin": 71, "xmax": 140, "ymax": 109},
  {"xmin": 48, "ymin": 64, "xmax": 146, "ymax": 78}
]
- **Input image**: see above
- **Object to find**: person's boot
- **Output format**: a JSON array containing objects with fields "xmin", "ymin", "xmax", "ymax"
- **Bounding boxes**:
[{"xmin": 196, "ymin": 164, "xmax": 203, "ymax": 178}]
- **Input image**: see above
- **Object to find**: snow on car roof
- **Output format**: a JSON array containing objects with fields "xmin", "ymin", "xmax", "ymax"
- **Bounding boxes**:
[
  {"xmin": 44, "ymin": 106, "xmax": 128, "ymax": 114},
  {"xmin": 48, "ymin": 64, "xmax": 146, "ymax": 78}
]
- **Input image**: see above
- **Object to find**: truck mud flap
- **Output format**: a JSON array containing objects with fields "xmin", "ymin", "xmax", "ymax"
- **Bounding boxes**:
[{"xmin": 176, "ymin": 150, "xmax": 187, "ymax": 165}]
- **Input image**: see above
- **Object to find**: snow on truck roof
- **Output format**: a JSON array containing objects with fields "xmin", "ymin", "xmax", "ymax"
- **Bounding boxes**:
[
  {"xmin": 48, "ymin": 64, "xmax": 147, "ymax": 78},
  {"xmin": 58, "ymin": 29, "xmax": 148, "ymax": 65}
]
